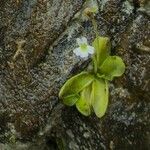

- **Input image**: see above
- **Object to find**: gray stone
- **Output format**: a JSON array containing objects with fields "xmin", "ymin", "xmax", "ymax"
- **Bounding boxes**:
[{"xmin": 0, "ymin": 0, "xmax": 149, "ymax": 149}]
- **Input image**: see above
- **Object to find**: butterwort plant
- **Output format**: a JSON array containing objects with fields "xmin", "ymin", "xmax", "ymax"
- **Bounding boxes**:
[{"xmin": 59, "ymin": 0, "xmax": 125, "ymax": 118}]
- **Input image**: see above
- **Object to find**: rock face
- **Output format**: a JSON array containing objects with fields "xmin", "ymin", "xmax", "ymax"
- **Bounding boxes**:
[{"xmin": 0, "ymin": 0, "xmax": 149, "ymax": 149}]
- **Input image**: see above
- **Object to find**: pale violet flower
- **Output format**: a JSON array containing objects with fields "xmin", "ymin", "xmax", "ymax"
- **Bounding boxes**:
[{"xmin": 73, "ymin": 37, "xmax": 95, "ymax": 58}]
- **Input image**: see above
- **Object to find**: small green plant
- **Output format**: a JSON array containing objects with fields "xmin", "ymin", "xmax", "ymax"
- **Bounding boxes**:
[{"xmin": 59, "ymin": 0, "xmax": 125, "ymax": 118}]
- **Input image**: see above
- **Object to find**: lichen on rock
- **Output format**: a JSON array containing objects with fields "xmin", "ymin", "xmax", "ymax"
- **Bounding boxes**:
[{"xmin": 0, "ymin": 0, "xmax": 149, "ymax": 149}]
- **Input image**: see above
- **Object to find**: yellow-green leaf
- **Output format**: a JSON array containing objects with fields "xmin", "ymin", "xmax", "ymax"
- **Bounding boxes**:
[
  {"xmin": 76, "ymin": 85, "xmax": 92, "ymax": 116},
  {"xmin": 98, "ymin": 56, "xmax": 125, "ymax": 81},
  {"xmin": 92, "ymin": 36, "xmax": 111, "ymax": 67},
  {"xmin": 63, "ymin": 94, "xmax": 79, "ymax": 106},
  {"xmin": 59, "ymin": 72, "xmax": 94, "ymax": 104},
  {"xmin": 91, "ymin": 79, "xmax": 109, "ymax": 118}
]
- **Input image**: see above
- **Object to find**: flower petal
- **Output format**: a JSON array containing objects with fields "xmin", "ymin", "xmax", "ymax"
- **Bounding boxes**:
[
  {"xmin": 87, "ymin": 46, "xmax": 95, "ymax": 54},
  {"xmin": 77, "ymin": 37, "xmax": 87, "ymax": 46},
  {"xmin": 79, "ymin": 51, "xmax": 89, "ymax": 58},
  {"xmin": 81, "ymin": 37, "xmax": 87, "ymax": 44},
  {"xmin": 73, "ymin": 48, "xmax": 81, "ymax": 56}
]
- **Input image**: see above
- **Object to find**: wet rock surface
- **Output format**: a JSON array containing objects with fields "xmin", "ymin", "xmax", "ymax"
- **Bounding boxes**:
[{"xmin": 0, "ymin": 0, "xmax": 150, "ymax": 149}]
